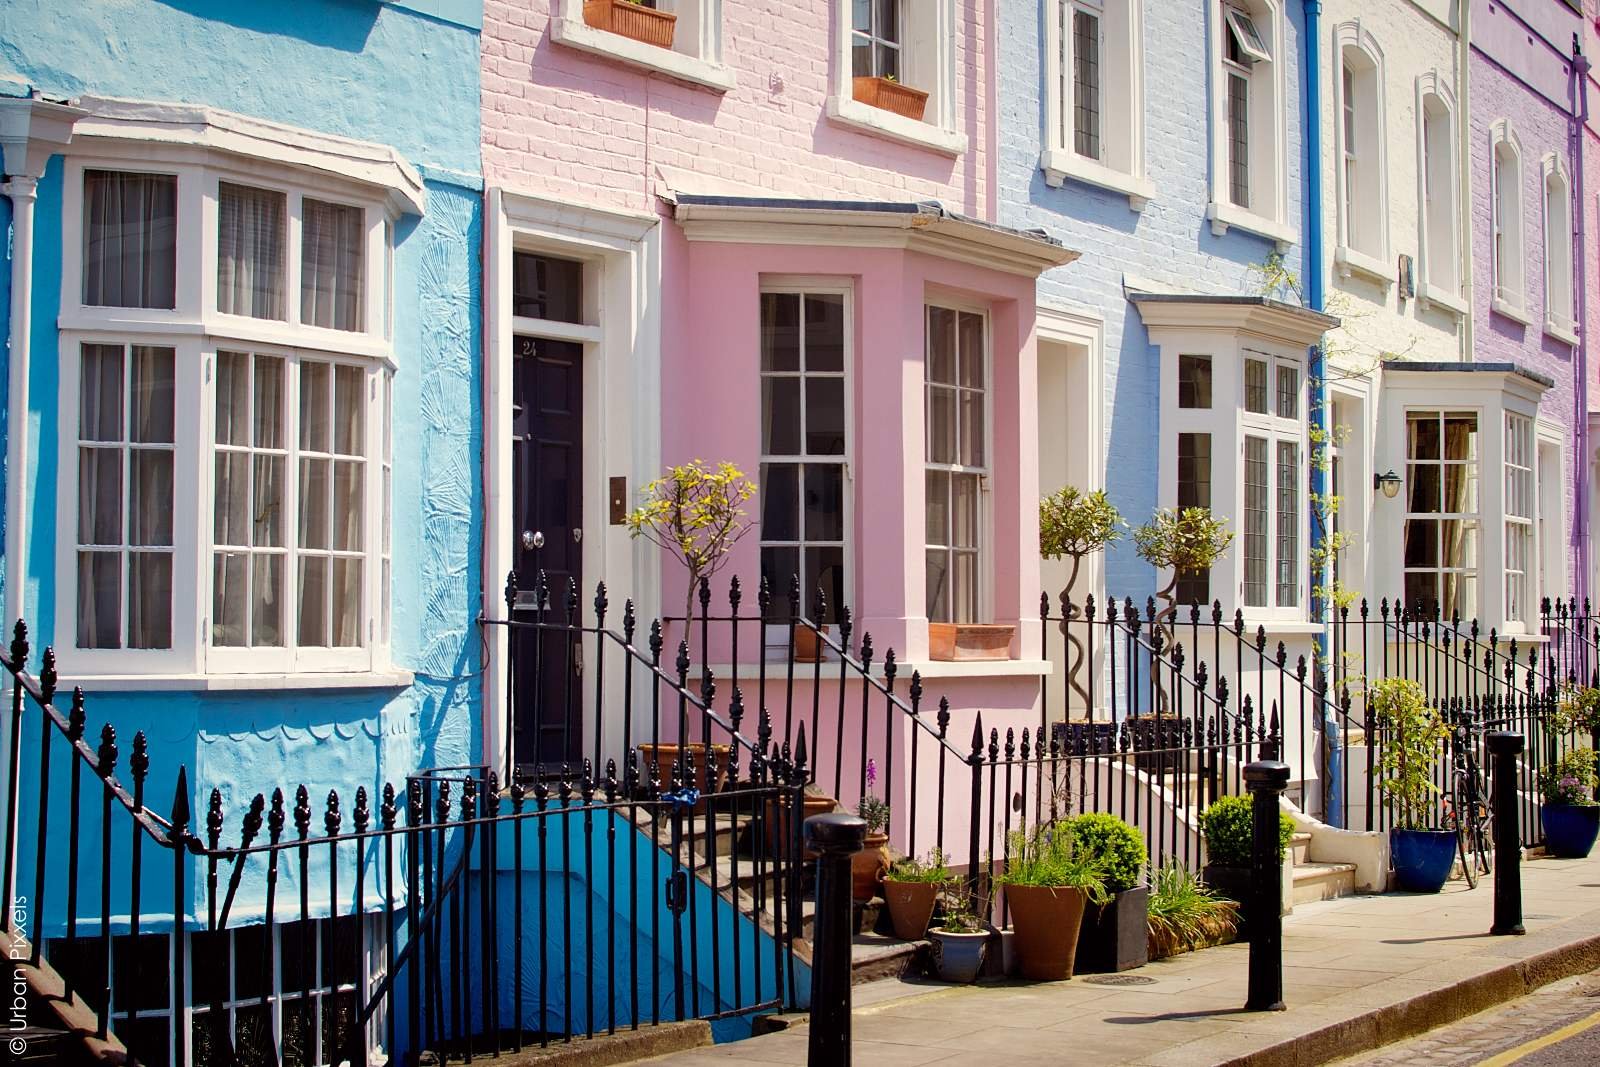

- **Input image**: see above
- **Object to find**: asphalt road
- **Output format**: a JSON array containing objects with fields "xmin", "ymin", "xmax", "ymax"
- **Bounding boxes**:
[{"xmin": 1338, "ymin": 968, "xmax": 1600, "ymax": 1066}]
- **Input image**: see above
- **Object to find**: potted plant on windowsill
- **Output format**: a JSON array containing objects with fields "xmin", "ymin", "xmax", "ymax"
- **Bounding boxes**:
[
  {"xmin": 997, "ymin": 821, "xmax": 1109, "ymax": 980},
  {"xmin": 1198, "ymin": 794, "xmax": 1293, "ymax": 923},
  {"xmin": 1371, "ymin": 678, "xmax": 1455, "ymax": 892},
  {"xmin": 1040, "ymin": 487, "xmax": 1125, "ymax": 712},
  {"xmin": 1067, "ymin": 813, "xmax": 1148, "ymax": 973},
  {"xmin": 883, "ymin": 849, "xmax": 953, "ymax": 940},
  {"xmin": 851, "ymin": 72, "xmax": 929, "ymax": 122},
  {"xmin": 927, "ymin": 621, "xmax": 1015, "ymax": 661},
  {"xmin": 583, "ymin": 0, "xmax": 677, "ymax": 49},
  {"xmin": 1539, "ymin": 747, "xmax": 1600, "ymax": 859},
  {"xmin": 853, "ymin": 759, "xmax": 892, "ymax": 901},
  {"xmin": 927, "ymin": 884, "xmax": 988, "ymax": 983}
]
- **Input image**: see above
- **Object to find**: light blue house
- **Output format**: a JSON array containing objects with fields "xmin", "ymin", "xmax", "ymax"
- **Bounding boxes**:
[{"xmin": 2, "ymin": 2, "xmax": 483, "ymax": 1060}]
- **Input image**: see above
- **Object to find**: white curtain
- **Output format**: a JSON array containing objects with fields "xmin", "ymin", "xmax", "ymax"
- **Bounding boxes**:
[
  {"xmin": 84, "ymin": 170, "xmax": 177, "ymax": 309},
  {"xmin": 218, "ymin": 184, "xmax": 286, "ymax": 319},
  {"xmin": 301, "ymin": 199, "xmax": 364, "ymax": 331}
]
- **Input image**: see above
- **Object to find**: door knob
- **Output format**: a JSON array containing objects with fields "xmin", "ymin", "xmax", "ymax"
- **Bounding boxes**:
[
  {"xmin": 522, "ymin": 530, "xmax": 544, "ymax": 550},
  {"xmin": 572, "ymin": 528, "xmax": 583, "ymax": 544}
]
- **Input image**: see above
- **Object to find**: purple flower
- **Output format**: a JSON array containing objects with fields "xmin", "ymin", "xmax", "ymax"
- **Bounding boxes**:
[{"xmin": 866, "ymin": 758, "xmax": 878, "ymax": 791}]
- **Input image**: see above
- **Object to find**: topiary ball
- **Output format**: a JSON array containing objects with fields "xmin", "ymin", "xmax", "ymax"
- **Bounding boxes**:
[
  {"xmin": 1198, "ymin": 795, "xmax": 1294, "ymax": 868},
  {"xmin": 1066, "ymin": 812, "xmax": 1145, "ymax": 892}
]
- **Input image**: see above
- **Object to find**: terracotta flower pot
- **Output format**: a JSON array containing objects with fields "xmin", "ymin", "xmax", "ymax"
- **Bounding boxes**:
[
  {"xmin": 794, "ymin": 624, "xmax": 830, "ymax": 663},
  {"xmin": 882, "ymin": 879, "xmax": 940, "ymax": 940},
  {"xmin": 1005, "ymin": 884, "xmax": 1089, "ymax": 980},
  {"xmin": 636, "ymin": 742, "xmax": 730, "ymax": 811},
  {"xmin": 764, "ymin": 793, "xmax": 838, "ymax": 857},
  {"xmin": 852, "ymin": 831, "xmax": 891, "ymax": 901},
  {"xmin": 927, "ymin": 622, "xmax": 1015, "ymax": 662},
  {"xmin": 582, "ymin": 0, "xmax": 677, "ymax": 48},
  {"xmin": 850, "ymin": 75, "xmax": 929, "ymax": 121}
]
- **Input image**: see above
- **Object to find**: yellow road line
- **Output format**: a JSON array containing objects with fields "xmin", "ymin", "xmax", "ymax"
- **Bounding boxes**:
[{"xmin": 1477, "ymin": 1007, "xmax": 1600, "ymax": 1066}]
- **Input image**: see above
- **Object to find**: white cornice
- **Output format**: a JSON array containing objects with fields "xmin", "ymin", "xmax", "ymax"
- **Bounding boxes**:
[
  {"xmin": 1127, "ymin": 292, "xmax": 1339, "ymax": 347},
  {"xmin": 69, "ymin": 96, "xmax": 426, "ymax": 216},
  {"xmin": 0, "ymin": 96, "xmax": 85, "ymax": 179}
]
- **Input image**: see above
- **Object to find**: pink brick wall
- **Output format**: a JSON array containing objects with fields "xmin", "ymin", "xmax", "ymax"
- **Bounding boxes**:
[{"xmin": 481, "ymin": 2, "xmax": 988, "ymax": 216}]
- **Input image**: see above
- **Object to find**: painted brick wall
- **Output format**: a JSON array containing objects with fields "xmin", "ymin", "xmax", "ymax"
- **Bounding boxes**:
[
  {"xmin": 481, "ymin": 1, "xmax": 987, "ymax": 214},
  {"xmin": 995, "ymin": 0, "xmax": 1305, "ymax": 600},
  {"xmin": 1468, "ymin": 0, "xmax": 1585, "ymax": 590}
]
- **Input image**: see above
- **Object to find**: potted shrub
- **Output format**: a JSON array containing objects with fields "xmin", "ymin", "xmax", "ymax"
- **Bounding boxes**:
[
  {"xmin": 927, "ymin": 885, "xmax": 988, "ymax": 983},
  {"xmin": 851, "ymin": 73, "xmax": 929, "ymax": 121},
  {"xmin": 1040, "ymin": 486, "xmax": 1125, "ymax": 710},
  {"xmin": 1067, "ymin": 812, "xmax": 1148, "ymax": 973},
  {"xmin": 1371, "ymin": 678, "xmax": 1455, "ymax": 892},
  {"xmin": 853, "ymin": 759, "xmax": 892, "ymax": 901},
  {"xmin": 583, "ymin": 0, "xmax": 677, "ymax": 49},
  {"xmin": 1538, "ymin": 748, "xmax": 1600, "ymax": 859},
  {"xmin": 882, "ymin": 849, "xmax": 952, "ymax": 941},
  {"xmin": 1198, "ymin": 794, "xmax": 1294, "ymax": 914},
  {"xmin": 1146, "ymin": 861, "xmax": 1238, "ymax": 961},
  {"xmin": 996, "ymin": 822, "xmax": 1108, "ymax": 980}
]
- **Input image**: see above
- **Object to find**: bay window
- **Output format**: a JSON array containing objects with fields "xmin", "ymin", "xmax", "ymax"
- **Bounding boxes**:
[
  {"xmin": 759, "ymin": 289, "xmax": 849, "ymax": 621},
  {"xmin": 1403, "ymin": 411, "xmax": 1479, "ymax": 619},
  {"xmin": 925, "ymin": 305, "xmax": 986, "ymax": 624},
  {"xmin": 59, "ymin": 151, "xmax": 399, "ymax": 678},
  {"xmin": 1240, "ymin": 353, "xmax": 1301, "ymax": 611}
]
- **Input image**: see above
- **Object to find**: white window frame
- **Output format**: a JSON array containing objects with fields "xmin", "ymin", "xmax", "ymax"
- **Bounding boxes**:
[
  {"xmin": 1331, "ymin": 24, "xmax": 1389, "ymax": 285},
  {"xmin": 1535, "ymin": 424, "xmax": 1565, "ymax": 605},
  {"xmin": 550, "ymin": 0, "xmax": 734, "ymax": 93},
  {"xmin": 923, "ymin": 301, "xmax": 992, "ymax": 625},
  {"xmin": 1414, "ymin": 73, "xmax": 1464, "ymax": 315},
  {"xmin": 1040, "ymin": 0, "xmax": 1152, "ymax": 207},
  {"xmin": 827, "ymin": 0, "xmax": 966, "ymax": 155},
  {"xmin": 1401, "ymin": 408, "xmax": 1482, "ymax": 622},
  {"xmin": 1206, "ymin": 0, "xmax": 1295, "ymax": 247},
  {"xmin": 1503, "ymin": 411, "xmax": 1534, "ymax": 628},
  {"xmin": 1490, "ymin": 119, "xmax": 1530, "ymax": 324},
  {"xmin": 55, "ymin": 148, "xmax": 396, "ymax": 680},
  {"xmin": 1540, "ymin": 153, "xmax": 1577, "ymax": 344},
  {"xmin": 1238, "ymin": 351, "xmax": 1304, "ymax": 614},
  {"xmin": 757, "ymin": 281, "xmax": 855, "ymax": 632}
]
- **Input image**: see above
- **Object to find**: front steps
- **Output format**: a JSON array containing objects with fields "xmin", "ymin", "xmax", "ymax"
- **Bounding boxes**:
[{"xmin": 1289, "ymin": 831, "xmax": 1358, "ymax": 905}]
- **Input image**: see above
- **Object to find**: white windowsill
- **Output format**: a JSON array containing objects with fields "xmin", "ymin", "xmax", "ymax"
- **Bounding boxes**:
[
  {"xmin": 1334, "ymin": 245, "xmax": 1393, "ymax": 289},
  {"xmin": 59, "ymin": 669, "xmax": 416, "ymax": 692},
  {"xmin": 1418, "ymin": 282, "xmax": 1468, "ymax": 317},
  {"xmin": 1230, "ymin": 620, "xmax": 1325, "ymax": 637},
  {"xmin": 1206, "ymin": 200, "xmax": 1297, "ymax": 251},
  {"xmin": 1491, "ymin": 297, "xmax": 1533, "ymax": 326},
  {"xmin": 1544, "ymin": 319, "xmax": 1579, "ymax": 347},
  {"xmin": 550, "ymin": 15, "xmax": 736, "ymax": 92},
  {"xmin": 702, "ymin": 659, "xmax": 1052, "ymax": 681},
  {"xmin": 825, "ymin": 96, "xmax": 967, "ymax": 156},
  {"xmin": 1038, "ymin": 149, "xmax": 1154, "ymax": 210}
]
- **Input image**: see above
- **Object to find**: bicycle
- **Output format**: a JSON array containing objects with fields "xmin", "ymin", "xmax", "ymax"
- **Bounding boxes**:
[{"xmin": 1441, "ymin": 722, "xmax": 1493, "ymax": 888}]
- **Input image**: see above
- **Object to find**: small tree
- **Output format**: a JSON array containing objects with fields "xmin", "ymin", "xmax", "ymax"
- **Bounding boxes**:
[
  {"xmin": 1133, "ymin": 507, "xmax": 1234, "ymax": 634},
  {"xmin": 1039, "ymin": 486, "xmax": 1124, "ymax": 708},
  {"xmin": 1369, "ymin": 678, "xmax": 1448, "ymax": 829},
  {"xmin": 627, "ymin": 460, "xmax": 756, "ymax": 635}
]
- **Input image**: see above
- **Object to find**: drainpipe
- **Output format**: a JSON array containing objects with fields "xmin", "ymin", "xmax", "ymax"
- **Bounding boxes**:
[
  {"xmin": 1571, "ymin": 34, "xmax": 1591, "ymax": 607},
  {"xmin": 1458, "ymin": 0, "xmax": 1474, "ymax": 365}
]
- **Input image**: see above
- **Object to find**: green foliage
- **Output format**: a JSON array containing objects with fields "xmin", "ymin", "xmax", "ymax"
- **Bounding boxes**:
[
  {"xmin": 995, "ymin": 822, "xmax": 1110, "ymax": 904},
  {"xmin": 626, "ymin": 459, "xmax": 756, "ymax": 626},
  {"xmin": 934, "ymin": 883, "xmax": 985, "ymax": 933},
  {"xmin": 1039, "ymin": 487, "xmax": 1125, "ymax": 562},
  {"xmin": 1064, "ymin": 812, "xmax": 1145, "ymax": 892},
  {"xmin": 1539, "ymin": 747, "xmax": 1598, "ymax": 807},
  {"xmin": 1553, "ymin": 685, "xmax": 1600, "ymax": 736},
  {"xmin": 887, "ymin": 849, "xmax": 954, "ymax": 884},
  {"xmin": 1147, "ymin": 862, "xmax": 1238, "ymax": 948},
  {"xmin": 1370, "ymin": 678, "xmax": 1449, "ymax": 829},
  {"xmin": 1133, "ymin": 508, "xmax": 1235, "ymax": 577},
  {"xmin": 1198, "ymin": 795, "xmax": 1295, "ymax": 868},
  {"xmin": 857, "ymin": 794, "xmax": 890, "ymax": 834}
]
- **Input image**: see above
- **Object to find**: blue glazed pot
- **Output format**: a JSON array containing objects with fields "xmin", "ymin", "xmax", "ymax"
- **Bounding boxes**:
[
  {"xmin": 1541, "ymin": 803, "xmax": 1600, "ymax": 859},
  {"xmin": 1390, "ymin": 828, "xmax": 1457, "ymax": 893}
]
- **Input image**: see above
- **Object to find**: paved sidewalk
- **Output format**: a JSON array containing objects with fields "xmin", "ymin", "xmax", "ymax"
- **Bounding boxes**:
[{"xmin": 646, "ymin": 852, "xmax": 1600, "ymax": 1066}]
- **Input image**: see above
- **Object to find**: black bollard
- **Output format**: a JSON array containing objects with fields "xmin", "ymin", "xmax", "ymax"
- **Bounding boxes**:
[
  {"xmin": 806, "ymin": 812, "xmax": 866, "ymax": 1066},
  {"xmin": 1487, "ymin": 731, "xmax": 1525, "ymax": 936},
  {"xmin": 1244, "ymin": 760, "xmax": 1290, "ymax": 1012}
]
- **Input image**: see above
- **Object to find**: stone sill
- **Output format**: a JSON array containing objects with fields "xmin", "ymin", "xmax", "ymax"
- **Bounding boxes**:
[
  {"xmin": 1038, "ymin": 148, "xmax": 1153, "ymax": 210},
  {"xmin": 1335, "ymin": 245, "xmax": 1394, "ymax": 289},
  {"xmin": 1206, "ymin": 200, "xmax": 1297, "ymax": 251},
  {"xmin": 824, "ymin": 96, "xmax": 966, "ymax": 156},
  {"xmin": 550, "ymin": 15, "xmax": 735, "ymax": 92}
]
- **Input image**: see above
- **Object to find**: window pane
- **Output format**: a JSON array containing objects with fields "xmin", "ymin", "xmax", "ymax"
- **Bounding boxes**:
[
  {"xmin": 1404, "ymin": 519, "xmax": 1439, "ymax": 568},
  {"xmin": 804, "ymin": 294, "xmax": 845, "ymax": 372},
  {"xmin": 852, "ymin": 0, "xmax": 870, "ymax": 33},
  {"xmin": 80, "ymin": 344, "xmax": 124, "ymax": 442},
  {"xmin": 1407, "ymin": 463, "xmax": 1440, "ymax": 513},
  {"xmin": 1276, "ymin": 365, "xmax": 1299, "ymax": 419},
  {"xmin": 762, "ymin": 377, "xmax": 801, "ymax": 455},
  {"xmin": 761, "ymin": 547, "xmax": 799, "ymax": 619},
  {"xmin": 128, "ymin": 551, "xmax": 171, "ymax": 649},
  {"xmin": 1276, "ymin": 441, "xmax": 1299, "ymax": 607},
  {"xmin": 1228, "ymin": 73, "xmax": 1250, "ymax": 208},
  {"xmin": 927, "ymin": 307, "xmax": 956, "ymax": 384},
  {"xmin": 130, "ymin": 346, "xmax": 175, "ymax": 444},
  {"xmin": 1177, "ymin": 433, "xmax": 1211, "ymax": 509},
  {"xmin": 805, "ymin": 378, "xmax": 845, "ymax": 456},
  {"xmin": 957, "ymin": 312, "xmax": 984, "ymax": 389},
  {"xmin": 216, "ymin": 351, "xmax": 250, "ymax": 446},
  {"xmin": 1404, "ymin": 570, "xmax": 1438, "ymax": 616},
  {"xmin": 926, "ymin": 549, "xmax": 950, "ymax": 622},
  {"xmin": 760, "ymin": 293, "xmax": 801, "ymax": 373},
  {"xmin": 254, "ymin": 553, "xmax": 284, "ymax": 647},
  {"xmin": 804, "ymin": 546, "xmax": 845, "ymax": 624},
  {"xmin": 301, "ymin": 362, "xmax": 331, "ymax": 452},
  {"xmin": 215, "ymin": 453, "xmax": 250, "ymax": 546},
  {"xmin": 77, "ymin": 552, "xmax": 121, "ymax": 649},
  {"xmin": 875, "ymin": 0, "xmax": 898, "ymax": 42},
  {"xmin": 298, "ymin": 556, "xmax": 329, "ymax": 646},
  {"xmin": 129, "ymin": 451, "xmax": 172, "ymax": 546},
  {"xmin": 952, "ymin": 551, "xmax": 978, "ymax": 624},
  {"xmin": 83, "ymin": 170, "xmax": 177, "ymax": 309},
  {"xmin": 925, "ymin": 470, "xmax": 950, "ymax": 546},
  {"xmin": 875, "ymin": 42, "xmax": 899, "ymax": 81},
  {"xmin": 334, "ymin": 365, "xmax": 364, "ymax": 456},
  {"xmin": 1178, "ymin": 355, "xmax": 1212, "ymax": 409},
  {"xmin": 331, "ymin": 558, "xmax": 362, "ymax": 647},
  {"xmin": 1440, "ymin": 519, "xmax": 1478, "ymax": 570},
  {"xmin": 255, "ymin": 455, "xmax": 285, "ymax": 546},
  {"xmin": 958, "ymin": 390, "xmax": 984, "ymax": 467},
  {"xmin": 1442, "ymin": 573, "xmax": 1476, "ymax": 620},
  {"xmin": 760, "ymin": 463, "xmax": 799, "ymax": 542},
  {"xmin": 1073, "ymin": 8, "xmax": 1101, "ymax": 159},
  {"xmin": 1243, "ymin": 436, "xmax": 1268, "ymax": 606},
  {"xmin": 953, "ymin": 473, "xmax": 979, "ymax": 549},
  {"xmin": 213, "ymin": 552, "xmax": 248, "ymax": 647},
  {"xmin": 300, "ymin": 458, "xmax": 331, "ymax": 550},
  {"xmin": 333, "ymin": 461, "xmax": 364, "ymax": 552},
  {"xmin": 928, "ymin": 386, "xmax": 957, "ymax": 464},
  {"xmin": 1244, "ymin": 358, "xmax": 1269, "ymax": 414},
  {"xmin": 1407, "ymin": 412, "xmax": 1441, "ymax": 460},
  {"xmin": 803, "ymin": 464, "xmax": 843, "ymax": 542},
  {"xmin": 218, "ymin": 183, "xmax": 287, "ymax": 320},
  {"xmin": 255, "ymin": 355, "xmax": 285, "ymax": 449},
  {"xmin": 852, "ymin": 37, "xmax": 873, "ymax": 78},
  {"xmin": 79, "ymin": 449, "xmax": 122, "ymax": 545},
  {"xmin": 301, "ymin": 198, "xmax": 364, "ymax": 331},
  {"xmin": 1443, "ymin": 413, "xmax": 1478, "ymax": 461},
  {"xmin": 511, "ymin": 252, "xmax": 582, "ymax": 323}
]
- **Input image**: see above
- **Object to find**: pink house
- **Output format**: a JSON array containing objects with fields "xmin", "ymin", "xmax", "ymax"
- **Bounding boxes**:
[{"xmin": 477, "ymin": 2, "xmax": 1075, "ymax": 818}]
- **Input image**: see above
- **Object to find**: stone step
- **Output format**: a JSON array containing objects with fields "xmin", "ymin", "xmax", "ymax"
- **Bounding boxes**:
[
  {"xmin": 1290, "ymin": 831, "xmax": 1313, "ymax": 866},
  {"xmin": 1291, "ymin": 860, "xmax": 1357, "ymax": 905}
]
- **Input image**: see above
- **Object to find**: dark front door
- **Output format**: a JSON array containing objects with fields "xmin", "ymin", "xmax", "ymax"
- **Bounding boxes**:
[{"xmin": 511, "ymin": 334, "xmax": 583, "ymax": 775}]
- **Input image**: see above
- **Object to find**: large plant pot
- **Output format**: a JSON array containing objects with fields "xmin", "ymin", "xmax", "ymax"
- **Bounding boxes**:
[
  {"xmin": 637, "ymin": 743, "xmax": 730, "ymax": 811},
  {"xmin": 852, "ymin": 831, "xmax": 891, "ymax": 901},
  {"xmin": 1390, "ymin": 828, "xmax": 1457, "ymax": 893},
  {"xmin": 927, "ymin": 622, "xmax": 1015, "ymax": 662},
  {"xmin": 1074, "ymin": 884, "xmax": 1149, "ymax": 973},
  {"xmin": 764, "ymin": 792, "xmax": 838, "ymax": 858},
  {"xmin": 1004, "ymin": 884, "xmax": 1089, "ymax": 980},
  {"xmin": 793, "ymin": 624, "xmax": 830, "ymax": 664},
  {"xmin": 1200, "ymin": 863, "xmax": 1250, "ymax": 905},
  {"xmin": 582, "ymin": 0, "xmax": 677, "ymax": 48},
  {"xmin": 928, "ymin": 928, "xmax": 988, "ymax": 983},
  {"xmin": 882, "ymin": 879, "xmax": 940, "ymax": 940},
  {"xmin": 1541, "ymin": 803, "xmax": 1600, "ymax": 859}
]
